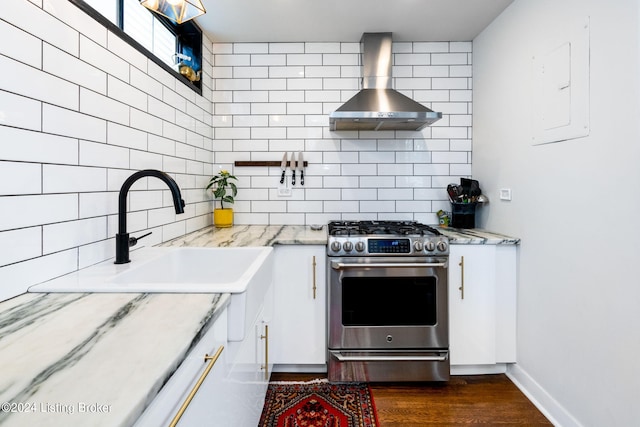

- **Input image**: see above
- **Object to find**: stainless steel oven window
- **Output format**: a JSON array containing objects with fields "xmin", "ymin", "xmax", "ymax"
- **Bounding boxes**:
[{"xmin": 341, "ymin": 276, "xmax": 438, "ymax": 326}]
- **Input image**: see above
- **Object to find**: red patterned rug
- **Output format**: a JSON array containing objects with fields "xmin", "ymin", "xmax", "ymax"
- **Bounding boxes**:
[{"xmin": 259, "ymin": 379, "xmax": 379, "ymax": 427}]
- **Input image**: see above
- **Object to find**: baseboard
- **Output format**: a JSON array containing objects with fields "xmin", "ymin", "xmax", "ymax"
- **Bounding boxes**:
[
  {"xmin": 272, "ymin": 364, "xmax": 327, "ymax": 373},
  {"xmin": 506, "ymin": 364, "xmax": 583, "ymax": 427},
  {"xmin": 451, "ymin": 364, "xmax": 507, "ymax": 375}
]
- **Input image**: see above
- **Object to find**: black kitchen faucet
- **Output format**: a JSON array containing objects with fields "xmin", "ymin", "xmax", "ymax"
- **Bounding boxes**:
[{"xmin": 115, "ymin": 169, "xmax": 185, "ymax": 264}]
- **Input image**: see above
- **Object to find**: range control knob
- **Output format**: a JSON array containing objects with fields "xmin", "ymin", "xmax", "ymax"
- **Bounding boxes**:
[
  {"xmin": 437, "ymin": 240, "xmax": 448, "ymax": 252},
  {"xmin": 355, "ymin": 241, "xmax": 365, "ymax": 252},
  {"xmin": 330, "ymin": 241, "xmax": 341, "ymax": 252},
  {"xmin": 425, "ymin": 241, "xmax": 436, "ymax": 252},
  {"xmin": 414, "ymin": 241, "xmax": 424, "ymax": 252},
  {"xmin": 343, "ymin": 241, "xmax": 354, "ymax": 252}
]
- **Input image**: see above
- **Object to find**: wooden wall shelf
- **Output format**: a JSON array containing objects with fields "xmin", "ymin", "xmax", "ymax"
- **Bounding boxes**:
[{"xmin": 234, "ymin": 161, "xmax": 308, "ymax": 167}]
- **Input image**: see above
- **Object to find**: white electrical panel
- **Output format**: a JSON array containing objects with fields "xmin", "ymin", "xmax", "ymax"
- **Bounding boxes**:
[{"xmin": 532, "ymin": 17, "xmax": 590, "ymax": 145}]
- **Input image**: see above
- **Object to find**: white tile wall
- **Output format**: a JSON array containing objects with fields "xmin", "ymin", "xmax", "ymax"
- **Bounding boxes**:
[
  {"xmin": 213, "ymin": 41, "xmax": 473, "ymax": 225},
  {"xmin": 0, "ymin": 0, "xmax": 213, "ymax": 299}
]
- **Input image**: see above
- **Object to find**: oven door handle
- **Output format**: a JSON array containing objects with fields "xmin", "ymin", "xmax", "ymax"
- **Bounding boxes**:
[
  {"xmin": 332, "ymin": 352, "xmax": 448, "ymax": 362},
  {"xmin": 331, "ymin": 261, "xmax": 448, "ymax": 270}
]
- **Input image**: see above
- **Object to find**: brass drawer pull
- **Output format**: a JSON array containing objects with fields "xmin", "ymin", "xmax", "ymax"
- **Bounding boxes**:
[
  {"xmin": 312, "ymin": 256, "xmax": 317, "ymax": 299},
  {"xmin": 260, "ymin": 324, "xmax": 269, "ymax": 380},
  {"xmin": 459, "ymin": 256, "xmax": 465, "ymax": 299},
  {"xmin": 168, "ymin": 345, "xmax": 224, "ymax": 427}
]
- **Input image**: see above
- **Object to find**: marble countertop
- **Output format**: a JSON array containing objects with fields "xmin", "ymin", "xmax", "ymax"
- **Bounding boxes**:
[
  {"xmin": 161, "ymin": 224, "xmax": 328, "ymax": 248},
  {"xmin": 161, "ymin": 224, "xmax": 518, "ymax": 248},
  {"xmin": 437, "ymin": 227, "xmax": 520, "ymax": 245},
  {"xmin": 0, "ymin": 292, "xmax": 229, "ymax": 426}
]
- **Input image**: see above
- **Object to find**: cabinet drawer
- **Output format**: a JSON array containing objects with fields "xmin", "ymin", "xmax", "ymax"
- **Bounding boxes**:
[{"xmin": 134, "ymin": 309, "xmax": 228, "ymax": 427}]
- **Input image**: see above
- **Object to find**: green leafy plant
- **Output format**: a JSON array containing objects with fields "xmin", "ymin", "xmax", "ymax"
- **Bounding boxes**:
[{"xmin": 206, "ymin": 170, "xmax": 238, "ymax": 209}]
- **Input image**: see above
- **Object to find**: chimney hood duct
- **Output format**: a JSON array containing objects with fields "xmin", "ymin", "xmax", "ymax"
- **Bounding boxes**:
[{"xmin": 329, "ymin": 33, "xmax": 442, "ymax": 131}]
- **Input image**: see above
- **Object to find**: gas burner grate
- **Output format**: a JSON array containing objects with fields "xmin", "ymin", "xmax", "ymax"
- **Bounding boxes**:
[{"xmin": 328, "ymin": 220, "xmax": 441, "ymax": 236}]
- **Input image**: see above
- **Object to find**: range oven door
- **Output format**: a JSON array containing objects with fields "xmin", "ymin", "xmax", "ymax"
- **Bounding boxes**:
[
  {"xmin": 327, "ymin": 256, "xmax": 449, "ymax": 382},
  {"xmin": 328, "ymin": 256, "xmax": 449, "ymax": 350}
]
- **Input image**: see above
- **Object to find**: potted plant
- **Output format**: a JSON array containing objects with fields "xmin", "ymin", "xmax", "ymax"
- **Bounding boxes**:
[{"xmin": 206, "ymin": 169, "xmax": 238, "ymax": 228}]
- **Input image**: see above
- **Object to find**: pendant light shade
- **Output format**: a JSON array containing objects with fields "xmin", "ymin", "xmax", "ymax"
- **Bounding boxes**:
[{"xmin": 140, "ymin": 0, "xmax": 206, "ymax": 24}]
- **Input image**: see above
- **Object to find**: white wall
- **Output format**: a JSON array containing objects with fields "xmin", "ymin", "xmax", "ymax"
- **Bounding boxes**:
[
  {"xmin": 211, "ymin": 41, "xmax": 473, "ymax": 225},
  {"xmin": 473, "ymin": 0, "xmax": 640, "ymax": 425},
  {"xmin": 0, "ymin": 0, "xmax": 214, "ymax": 300}
]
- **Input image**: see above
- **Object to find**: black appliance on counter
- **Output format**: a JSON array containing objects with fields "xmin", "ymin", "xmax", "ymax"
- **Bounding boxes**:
[{"xmin": 326, "ymin": 220, "xmax": 450, "ymax": 382}]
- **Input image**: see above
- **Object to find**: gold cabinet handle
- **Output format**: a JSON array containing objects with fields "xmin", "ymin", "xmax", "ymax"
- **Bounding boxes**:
[
  {"xmin": 169, "ymin": 345, "xmax": 224, "ymax": 427},
  {"xmin": 312, "ymin": 255, "xmax": 317, "ymax": 299},
  {"xmin": 260, "ymin": 324, "xmax": 269, "ymax": 380},
  {"xmin": 458, "ymin": 256, "xmax": 465, "ymax": 299}
]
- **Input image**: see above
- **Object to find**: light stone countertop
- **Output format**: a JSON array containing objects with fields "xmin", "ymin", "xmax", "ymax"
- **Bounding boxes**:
[
  {"xmin": 161, "ymin": 224, "xmax": 328, "ymax": 248},
  {"xmin": 161, "ymin": 224, "xmax": 519, "ymax": 248},
  {"xmin": 0, "ymin": 292, "xmax": 229, "ymax": 427}
]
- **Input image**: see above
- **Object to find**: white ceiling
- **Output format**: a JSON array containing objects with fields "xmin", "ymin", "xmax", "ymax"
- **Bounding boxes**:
[{"xmin": 194, "ymin": 0, "xmax": 515, "ymax": 43}]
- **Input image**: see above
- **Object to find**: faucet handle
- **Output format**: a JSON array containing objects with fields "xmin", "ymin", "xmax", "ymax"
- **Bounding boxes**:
[{"xmin": 129, "ymin": 232, "xmax": 152, "ymax": 247}]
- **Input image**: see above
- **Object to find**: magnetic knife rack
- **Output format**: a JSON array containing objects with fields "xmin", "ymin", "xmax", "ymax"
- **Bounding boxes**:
[{"xmin": 234, "ymin": 161, "xmax": 309, "ymax": 167}]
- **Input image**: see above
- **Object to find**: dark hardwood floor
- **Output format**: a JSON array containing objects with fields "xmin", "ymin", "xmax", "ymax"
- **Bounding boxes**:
[{"xmin": 269, "ymin": 373, "xmax": 552, "ymax": 426}]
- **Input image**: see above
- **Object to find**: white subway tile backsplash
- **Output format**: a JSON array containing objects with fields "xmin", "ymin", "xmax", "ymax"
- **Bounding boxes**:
[
  {"xmin": 43, "ymin": 165, "xmax": 107, "ymax": 193},
  {"xmin": 305, "ymin": 43, "xmax": 340, "ymax": 54},
  {"xmin": 378, "ymin": 163, "xmax": 414, "ymax": 176},
  {"xmin": 0, "ymin": 56, "xmax": 79, "ymax": 111},
  {"xmin": 0, "ymin": 90, "xmax": 41, "ymax": 131},
  {"xmin": 80, "ymin": 36, "xmax": 130, "ymax": 82},
  {"xmin": 0, "ymin": 194, "xmax": 78, "ymax": 231},
  {"xmin": 43, "ymin": 217, "xmax": 107, "ymax": 254},
  {"xmin": 80, "ymin": 87, "xmax": 130, "ymax": 125},
  {"xmin": 130, "ymin": 109, "xmax": 163, "ymax": 135},
  {"xmin": 361, "ymin": 200, "xmax": 395, "ymax": 212},
  {"xmin": 0, "ymin": 249, "xmax": 78, "ymax": 301},
  {"xmin": 44, "ymin": 43, "xmax": 107, "ymax": 94},
  {"xmin": 130, "ymin": 150, "xmax": 163, "ymax": 171},
  {"xmin": 432, "ymin": 53, "xmax": 469, "ymax": 65},
  {"xmin": 107, "ymin": 76, "xmax": 148, "ymax": 112},
  {"xmin": 78, "ymin": 239, "xmax": 112, "ymax": 269},
  {"xmin": 252, "ymin": 54, "xmax": 286, "ymax": 66},
  {"xmin": 0, "ymin": 126, "xmax": 78, "ymax": 164},
  {"xmin": 79, "ymin": 192, "xmax": 117, "ymax": 218},
  {"xmin": 43, "ymin": 104, "xmax": 106, "ymax": 142},
  {"xmin": 0, "ymin": 19, "xmax": 42, "ymax": 68},
  {"xmin": 107, "ymin": 32, "xmax": 146, "ymax": 73},
  {"xmin": 396, "ymin": 53, "xmax": 431, "ymax": 66},
  {"xmin": 0, "ymin": 161, "xmax": 41, "ymax": 195},
  {"xmin": 4, "ymin": 0, "xmax": 79, "ymax": 56},
  {"xmin": 0, "ymin": 227, "xmax": 41, "ymax": 267},
  {"xmin": 413, "ymin": 42, "xmax": 450, "ymax": 53}
]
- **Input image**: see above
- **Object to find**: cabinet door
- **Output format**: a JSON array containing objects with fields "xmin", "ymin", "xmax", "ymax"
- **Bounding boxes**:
[
  {"xmin": 271, "ymin": 245, "xmax": 326, "ymax": 365},
  {"xmin": 448, "ymin": 245, "xmax": 497, "ymax": 365},
  {"xmin": 224, "ymin": 307, "xmax": 271, "ymax": 427}
]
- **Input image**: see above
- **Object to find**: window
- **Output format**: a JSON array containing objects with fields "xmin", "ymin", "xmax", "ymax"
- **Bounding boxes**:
[{"xmin": 71, "ymin": 0, "xmax": 203, "ymax": 93}]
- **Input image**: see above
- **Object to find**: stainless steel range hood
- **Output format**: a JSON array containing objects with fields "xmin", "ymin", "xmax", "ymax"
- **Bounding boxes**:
[{"xmin": 329, "ymin": 33, "xmax": 442, "ymax": 131}]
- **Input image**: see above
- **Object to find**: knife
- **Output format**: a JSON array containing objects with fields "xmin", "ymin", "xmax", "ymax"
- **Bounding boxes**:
[
  {"xmin": 279, "ymin": 152, "xmax": 287, "ymax": 184},
  {"xmin": 290, "ymin": 152, "xmax": 296, "ymax": 185},
  {"xmin": 298, "ymin": 152, "xmax": 304, "ymax": 186}
]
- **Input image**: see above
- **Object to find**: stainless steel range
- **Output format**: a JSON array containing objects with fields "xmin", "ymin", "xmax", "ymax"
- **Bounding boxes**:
[{"xmin": 327, "ymin": 220, "xmax": 450, "ymax": 382}]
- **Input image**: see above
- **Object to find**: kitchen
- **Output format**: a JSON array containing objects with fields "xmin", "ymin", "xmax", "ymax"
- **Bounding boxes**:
[{"xmin": 0, "ymin": 0, "xmax": 639, "ymax": 426}]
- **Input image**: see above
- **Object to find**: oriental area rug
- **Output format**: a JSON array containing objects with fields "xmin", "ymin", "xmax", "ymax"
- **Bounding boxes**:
[{"xmin": 259, "ymin": 379, "xmax": 379, "ymax": 427}]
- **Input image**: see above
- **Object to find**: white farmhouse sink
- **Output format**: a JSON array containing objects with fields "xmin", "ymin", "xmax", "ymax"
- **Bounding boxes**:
[{"xmin": 29, "ymin": 247, "xmax": 274, "ymax": 341}]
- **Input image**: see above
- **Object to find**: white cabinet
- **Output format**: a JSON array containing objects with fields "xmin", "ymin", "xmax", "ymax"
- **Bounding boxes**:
[
  {"xmin": 224, "ymin": 302, "xmax": 273, "ymax": 426},
  {"xmin": 271, "ymin": 245, "xmax": 327, "ymax": 369},
  {"xmin": 448, "ymin": 244, "xmax": 516, "ymax": 371},
  {"xmin": 136, "ymin": 282, "xmax": 275, "ymax": 427},
  {"xmin": 134, "ymin": 309, "xmax": 229, "ymax": 427}
]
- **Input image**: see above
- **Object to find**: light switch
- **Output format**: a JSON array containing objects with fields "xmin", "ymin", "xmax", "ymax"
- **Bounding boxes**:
[{"xmin": 499, "ymin": 189, "xmax": 512, "ymax": 201}]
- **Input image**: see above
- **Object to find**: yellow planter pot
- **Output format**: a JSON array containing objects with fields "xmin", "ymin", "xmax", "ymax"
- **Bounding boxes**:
[{"xmin": 213, "ymin": 208, "xmax": 234, "ymax": 228}]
